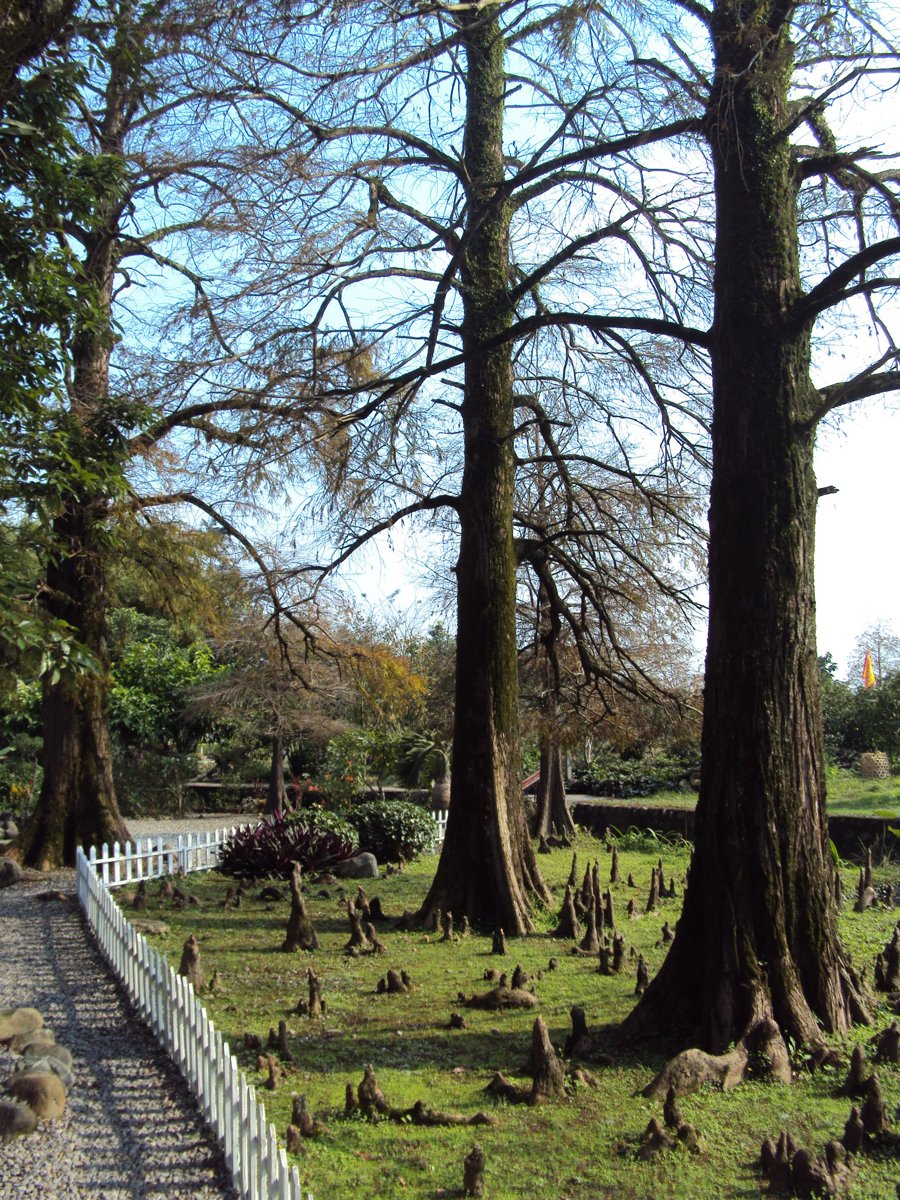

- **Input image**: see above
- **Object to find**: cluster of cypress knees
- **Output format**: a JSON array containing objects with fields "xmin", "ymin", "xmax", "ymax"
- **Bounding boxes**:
[{"xmin": 163, "ymin": 848, "xmax": 900, "ymax": 1197}]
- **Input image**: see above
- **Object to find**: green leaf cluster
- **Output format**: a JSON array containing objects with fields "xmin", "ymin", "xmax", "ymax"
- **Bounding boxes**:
[
  {"xmin": 820, "ymin": 666, "xmax": 900, "ymax": 765},
  {"xmin": 107, "ymin": 608, "xmax": 223, "ymax": 752},
  {"xmin": 347, "ymin": 797, "xmax": 438, "ymax": 862}
]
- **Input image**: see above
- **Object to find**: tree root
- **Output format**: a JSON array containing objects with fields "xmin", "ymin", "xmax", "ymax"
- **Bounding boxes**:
[
  {"xmin": 344, "ymin": 900, "xmax": 371, "ymax": 955},
  {"xmin": 552, "ymin": 885, "xmax": 580, "ymax": 940},
  {"xmin": 642, "ymin": 1042, "xmax": 749, "ymax": 1099},
  {"xmin": 177, "ymin": 934, "xmax": 203, "ymax": 993},
  {"xmin": 834, "ymin": 1045, "xmax": 871, "ymax": 1097},
  {"xmin": 873, "ymin": 1021, "xmax": 900, "ymax": 1064},
  {"xmin": 463, "ymin": 1144, "xmax": 485, "ymax": 1197},
  {"xmin": 458, "ymin": 986, "xmax": 537, "ymax": 1010},
  {"xmin": 290, "ymin": 1093, "xmax": 324, "ymax": 1138},
  {"xmin": 875, "ymin": 924, "xmax": 900, "ymax": 990},
  {"xmin": 267, "ymin": 1019, "xmax": 293, "ymax": 1063},
  {"xmin": 641, "ymin": 1014, "xmax": 792, "ymax": 1098},
  {"xmin": 350, "ymin": 1064, "xmax": 495, "ymax": 1126},
  {"xmin": 759, "ymin": 1135, "xmax": 851, "ymax": 1198},
  {"xmin": 295, "ymin": 967, "xmax": 325, "ymax": 1017},
  {"xmin": 376, "ymin": 969, "xmax": 411, "ymax": 994}
]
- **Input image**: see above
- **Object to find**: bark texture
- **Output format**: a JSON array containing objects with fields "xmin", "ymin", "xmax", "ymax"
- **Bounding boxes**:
[
  {"xmin": 534, "ymin": 740, "xmax": 574, "ymax": 843},
  {"xmin": 418, "ymin": 10, "xmax": 547, "ymax": 932},
  {"xmin": 265, "ymin": 732, "xmax": 288, "ymax": 815},
  {"xmin": 21, "ymin": 505, "xmax": 128, "ymax": 869},
  {"xmin": 17, "ymin": 49, "xmax": 131, "ymax": 869},
  {"xmin": 533, "ymin": 576, "xmax": 575, "ymax": 843},
  {"xmin": 0, "ymin": 0, "xmax": 74, "ymax": 99},
  {"xmin": 622, "ymin": 0, "xmax": 867, "ymax": 1050}
]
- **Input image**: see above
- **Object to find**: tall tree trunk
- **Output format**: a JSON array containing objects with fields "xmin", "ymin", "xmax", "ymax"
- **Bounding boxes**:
[
  {"xmin": 418, "ymin": 10, "xmax": 548, "ymax": 932},
  {"xmin": 21, "ymin": 500, "xmax": 128, "ymax": 867},
  {"xmin": 19, "ymin": 190, "xmax": 130, "ymax": 868},
  {"xmin": 533, "ymin": 577, "xmax": 574, "ymax": 841},
  {"xmin": 264, "ymin": 731, "xmax": 288, "ymax": 815},
  {"xmin": 622, "ymin": 0, "xmax": 867, "ymax": 1049},
  {"xmin": 534, "ymin": 739, "xmax": 572, "ymax": 841}
]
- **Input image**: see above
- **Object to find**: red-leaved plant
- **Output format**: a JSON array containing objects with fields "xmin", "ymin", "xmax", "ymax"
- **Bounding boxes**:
[{"xmin": 218, "ymin": 810, "xmax": 358, "ymax": 879}]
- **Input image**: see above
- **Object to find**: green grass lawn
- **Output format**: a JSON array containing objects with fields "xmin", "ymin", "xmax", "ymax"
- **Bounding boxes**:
[
  {"xmin": 594, "ymin": 766, "xmax": 900, "ymax": 818},
  {"xmin": 131, "ymin": 834, "xmax": 900, "ymax": 1199}
]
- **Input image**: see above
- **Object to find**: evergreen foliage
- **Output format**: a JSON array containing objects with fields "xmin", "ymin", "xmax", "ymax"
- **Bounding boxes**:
[{"xmin": 348, "ymin": 798, "xmax": 438, "ymax": 863}]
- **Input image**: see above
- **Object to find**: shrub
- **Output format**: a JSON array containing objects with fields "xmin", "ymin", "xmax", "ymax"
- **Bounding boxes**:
[
  {"xmin": 218, "ymin": 810, "xmax": 358, "ymax": 879},
  {"xmin": 0, "ymin": 736, "xmax": 42, "ymax": 820},
  {"xmin": 348, "ymin": 799, "xmax": 437, "ymax": 863},
  {"xmin": 113, "ymin": 749, "xmax": 205, "ymax": 817},
  {"xmin": 571, "ymin": 747, "xmax": 699, "ymax": 798},
  {"xmin": 605, "ymin": 825, "xmax": 692, "ymax": 853}
]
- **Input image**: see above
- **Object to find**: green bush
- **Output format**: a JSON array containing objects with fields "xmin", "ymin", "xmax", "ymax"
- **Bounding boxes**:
[
  {"xmin": 348, "ymin": 798, "xmax": 437, "ymax": 863},
  {"xmin": 318, "ymin": 730, "xmax": 395, "ymax": 808},
  {"xmin": 0, "ymin": 735, "xmax": 42, "ymax": 819},
  {"xmin": 572, "ymin": 746, "xmax": 699, "ymax": 798},
  {"xmin": 113, "ymin": 749, "xmax": 205, "ymax": 817},
  {"xmin": 820, "ymin": 658, "xmax": 900, "ymax": 767}
]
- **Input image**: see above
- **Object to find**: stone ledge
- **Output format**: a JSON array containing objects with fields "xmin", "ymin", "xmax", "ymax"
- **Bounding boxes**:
[{"xmin": 571, "ymin": 799, "xmax": 900, "ymax": 863}]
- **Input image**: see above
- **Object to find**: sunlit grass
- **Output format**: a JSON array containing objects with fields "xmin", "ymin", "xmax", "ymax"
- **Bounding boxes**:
[
  {"xmin": 131, "ymin": 832, "xmax": 900, "ymax": 1199},
  {"xmin": 589, "ymin": 766, "xmax": 900, "ymax": 819}
]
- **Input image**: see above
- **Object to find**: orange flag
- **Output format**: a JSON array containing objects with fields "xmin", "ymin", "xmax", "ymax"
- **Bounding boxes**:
[{"xmin": 862, "ymin": 649, "xmax": 877, "ymax": 689}]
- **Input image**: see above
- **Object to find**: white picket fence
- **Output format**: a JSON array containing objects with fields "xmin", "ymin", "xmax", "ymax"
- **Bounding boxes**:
[
  {"xmin": 86, "ymin": 825, "xmax": 250, "ymax": 889},
  {"xmin": 434, "ymin": 808, "xmax": 448, "ymax": 846},
  {"xmin": 89, "ymin": 813, "xmax": 448, "ymax": 891},
  {"xmin": 76, "ymin": 836, "xmax": 311, "ymax": 1200},
  {"xmin": 76, "ymin": 811, "xmax": 448, "ymax": 1200}
]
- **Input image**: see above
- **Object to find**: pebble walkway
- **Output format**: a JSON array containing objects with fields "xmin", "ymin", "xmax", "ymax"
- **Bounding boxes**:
[{"xmin": 0, "ymin": 869, "xmax": 237, "ymax": 1200}]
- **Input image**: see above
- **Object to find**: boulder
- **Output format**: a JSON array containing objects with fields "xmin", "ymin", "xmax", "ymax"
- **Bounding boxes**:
[
  {"xmin": 132, "ymin": 919, "xmax": 170, "ymax": 936},
  {"xmin": 8, "ymin": 1028, "xmax": 54, "ymax": 1054},
  {"xmin": 19, "ymin": 1040, "xmax": 74, "ymax": 1071},
  {"xmin": 0, "ymin": 1100, "xmax": 37, "ymax": 1139},
  {"xmin": 332, "ymin": 853, "xmax": 379, "ymax": 880},
  {"xmin": 16, "ymin": 1055, "xmax": 75, "ymax": 1090},
  {"xmin": 8, "ymin": 1071, "xmax": 67, "ymax": 1120},
  {"xmin": 0, "ymin": 858, "xmax": 24, "ymax": 889},
  {"xmin": 0, "ymin": 1007, "xmax": 44, "ymax": 1042}
]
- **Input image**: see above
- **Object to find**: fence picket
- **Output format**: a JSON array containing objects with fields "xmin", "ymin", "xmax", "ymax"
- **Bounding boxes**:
[{"xmin": 73, "ymin": 811, "xmax": 437, "ymax": 1198}]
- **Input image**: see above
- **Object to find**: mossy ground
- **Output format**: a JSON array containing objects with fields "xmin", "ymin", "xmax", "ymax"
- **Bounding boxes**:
[{"xmin": 131, "ymin": 833, "xmax": 900, "ymax": 1199}]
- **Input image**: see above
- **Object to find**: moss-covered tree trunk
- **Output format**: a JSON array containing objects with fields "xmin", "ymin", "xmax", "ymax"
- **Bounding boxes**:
[
  {"xmin": 419, "ymin": 10, "xmax": 548, "ymax": 932},
  {"xmin": 19, "ymin": 204, "xmax": 130, "ymax": 868},
  {"xmin": 622, "ymin": 0, "xmax": 867, "ymax": 1049},
  {"xmin": 22, "ymin": 500, "xmax": 128, "ymax": 868}
]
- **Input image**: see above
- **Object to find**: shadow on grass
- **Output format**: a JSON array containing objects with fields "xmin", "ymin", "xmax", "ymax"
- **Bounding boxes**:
[{"xmin": 230, "ymin": 1002, "xmax": 679, "ymax": 1092}]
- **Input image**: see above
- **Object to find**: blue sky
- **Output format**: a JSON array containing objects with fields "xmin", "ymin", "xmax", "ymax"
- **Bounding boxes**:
[
  {"xmin": 347, "ymin": 400, "xmax": 899, "ymax": 686},
  {"xmin": 815, "ymin": 402, "xmax": 899, "ymax": 679}
]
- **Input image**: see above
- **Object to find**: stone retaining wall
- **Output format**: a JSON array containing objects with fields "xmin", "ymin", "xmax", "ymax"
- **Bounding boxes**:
[{"xmin": 571, "ymin": 799, "xmax": 900, "ymax": 863}]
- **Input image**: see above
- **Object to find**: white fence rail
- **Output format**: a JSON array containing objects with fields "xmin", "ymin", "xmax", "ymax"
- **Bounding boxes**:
[
  {"xmin": 88, "ymin": 825, "xmax": 249, "ymax": 889},
  {"xmin": 76, "ymin": 840, "xmax": 311, "ymax": 1200},
  {"xmin": 77, "ymin": 811, "xmax": 448, "ymax": 1197},
  {"xmin": 92, "ymin": 811, "xmax": 447, "ymax": 891},
  {"xmin": 433, "ymin": 809, "xmax": 448, "ymax": 846}
]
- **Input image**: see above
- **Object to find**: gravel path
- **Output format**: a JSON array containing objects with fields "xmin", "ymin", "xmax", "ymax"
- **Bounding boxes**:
[
  {"xmin": 126, "ymin": 815, "xmax": 253, "ymax": 840},
  {"xmin": 0, "ymin": 867, "xmax": 238, "ymax": 1200}
]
